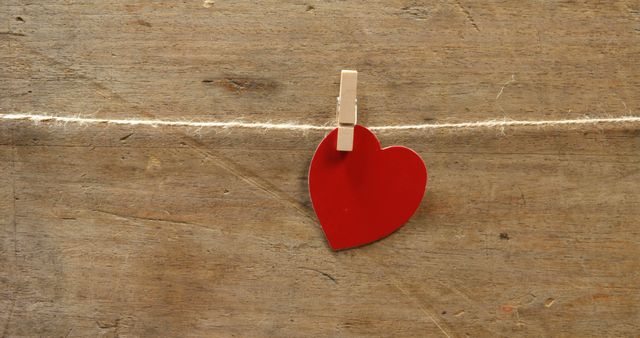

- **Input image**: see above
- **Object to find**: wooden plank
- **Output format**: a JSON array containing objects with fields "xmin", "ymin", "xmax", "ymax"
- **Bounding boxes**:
[
  {"xmin": 3, "ymin": 1, "xmax": 640, "ymax": 123},
  {"xmin": 2, "ymin": 1, "xmax": 640, "ymax": 337},
  {"xmin": 1, "ymin": 122, "xmax": 639, "ymax": 337}
]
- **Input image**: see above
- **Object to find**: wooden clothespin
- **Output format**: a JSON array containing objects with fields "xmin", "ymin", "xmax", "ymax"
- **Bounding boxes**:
[{"xmin": 336, "ymin": 70, "xmax": 358, "ymax": 151}]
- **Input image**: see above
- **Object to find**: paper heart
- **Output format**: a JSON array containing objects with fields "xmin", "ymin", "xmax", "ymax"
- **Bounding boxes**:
[{"xmin": 308, "ymin": 125, "xmax": 427, "ymax": 250}]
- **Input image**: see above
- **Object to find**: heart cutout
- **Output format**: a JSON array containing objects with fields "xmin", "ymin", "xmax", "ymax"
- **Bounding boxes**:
[{"xmin": 308, "ymin": 125, "xmax": 427, "ymax": 250}]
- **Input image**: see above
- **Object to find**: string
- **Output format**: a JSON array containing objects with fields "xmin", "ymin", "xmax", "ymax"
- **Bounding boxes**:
[{"xmin": 1, "ymin": 113, "xmax": 640, "ymax": 131}]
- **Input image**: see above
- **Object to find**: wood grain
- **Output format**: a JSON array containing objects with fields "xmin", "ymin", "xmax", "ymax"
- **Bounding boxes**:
[{"xmin": 2, "ymin": 1, "xmax": 640, "ymax": 337}]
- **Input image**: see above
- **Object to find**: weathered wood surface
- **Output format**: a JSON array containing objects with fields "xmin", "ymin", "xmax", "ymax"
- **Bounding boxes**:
[{"xmin": 2, "ymin": 1, "xmax": 640, "ymax": 337}]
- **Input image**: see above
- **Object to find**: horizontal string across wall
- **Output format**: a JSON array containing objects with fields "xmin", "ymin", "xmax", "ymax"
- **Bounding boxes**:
[{"xmin": 1, "ymin": 113, "xmax": 640, "ymax": 132}]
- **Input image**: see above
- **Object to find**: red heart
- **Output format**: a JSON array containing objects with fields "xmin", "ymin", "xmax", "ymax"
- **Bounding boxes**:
[{"xmin": 308, "ymin": 125, "xmax": 427, "ymax": 250}]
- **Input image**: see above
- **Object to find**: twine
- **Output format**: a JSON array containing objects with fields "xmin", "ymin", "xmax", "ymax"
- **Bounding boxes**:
[{"xmin": 1, "ymin": 113, "xmax": 640, "ymax": 131}]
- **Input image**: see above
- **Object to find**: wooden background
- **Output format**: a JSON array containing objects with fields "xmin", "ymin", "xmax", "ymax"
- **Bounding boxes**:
[{"xmin": 2, "ymin": 1, "xmax": 640, "ymax": 337}]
